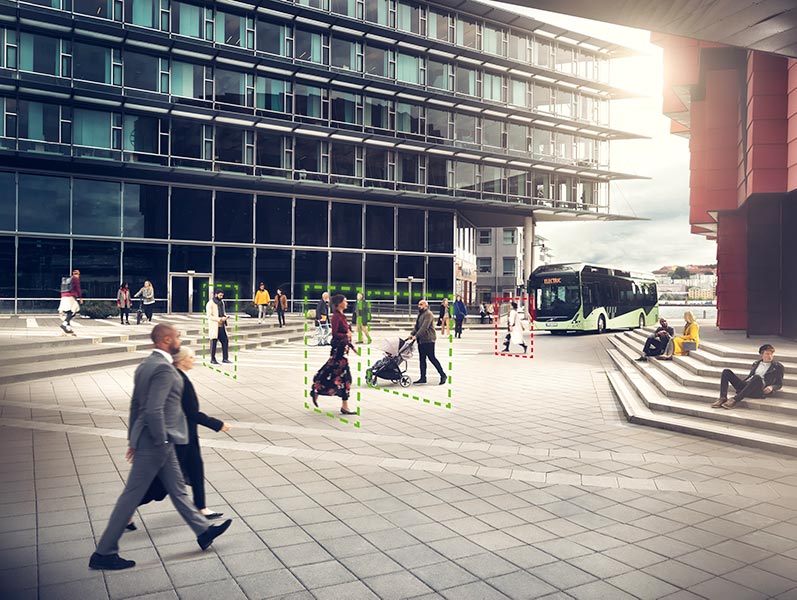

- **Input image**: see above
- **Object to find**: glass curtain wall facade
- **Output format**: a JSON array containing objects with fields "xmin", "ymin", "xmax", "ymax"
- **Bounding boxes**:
[{"xmin": 0, "ymin": 0, "xmax": 631, "ymax": 311}]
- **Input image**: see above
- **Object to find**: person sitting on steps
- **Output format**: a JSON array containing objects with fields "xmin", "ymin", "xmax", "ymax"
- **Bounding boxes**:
[
  {"xmin": 636, "ymin": 318, "xmax": 674, "ymax": 361},
  {"xmin": 712, "ymin": 343, "xmax": 784, "ymax": 409}
]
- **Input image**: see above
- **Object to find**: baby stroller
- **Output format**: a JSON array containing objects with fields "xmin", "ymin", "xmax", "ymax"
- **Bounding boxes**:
[{"xmin": 366, "ymin": 338, "xmax": 415, "ymax": 388}]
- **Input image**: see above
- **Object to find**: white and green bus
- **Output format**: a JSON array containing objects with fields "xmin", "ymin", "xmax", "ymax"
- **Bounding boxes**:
[{"xmin": 529, "ymin": 263, "xmax": 659, "ymax": 334}]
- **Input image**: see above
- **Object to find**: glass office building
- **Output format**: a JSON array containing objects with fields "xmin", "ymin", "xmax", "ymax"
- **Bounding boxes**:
[{"xmin": 0, "ymin": 0, "xmax": 638, "ymax": 312}]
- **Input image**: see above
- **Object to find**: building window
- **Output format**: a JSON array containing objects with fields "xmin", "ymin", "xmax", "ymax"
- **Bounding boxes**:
[
  {"xmin": 330, "ymin": 142, "xmax": 357, "ymax": 178},
  {"xmin": 396, "ymin": 102, "xmax": 421, "ymax": 135},
  {"xmin": 18, "ymin": 174, "xmax": 69, "ymax": 234},
  {"xmin": 73, "ymin": 108, "xmax": 112, "ymax": 148},
  {"xmin": 503, "ymin": 257, "xmax": 516, "ymax": 277},
  {"xmin": 74, "ymin": 0, "xmax": 112, "ymax": 19},
  {"xmin": 170, "ymin": 119, "xmax": 203, "ymax": 158},
  {"xmin": 364, "ymin": 97, "xmax": 389, "ymax": 130},
  {"xmin": 73, "ymin": 179, "xmax": 121, "ymax": 237},
  {"xmin": 73, "ymin": 42, "xmax": 111, "ymax": 84},
  {"xmin": 477, "ymin": 257, "xmax": 491, "ymax": 273},
  {"xmin": 428, "ymin": 10, "xmax": 450, "ymax": 42},
  {"xmin": 330, "ymin": 202, "xmax": 362, "ymax": 249},
  {"xmin": 171, "ymin": 61, "xmax": 205, "ymax": 99},
  {"xmin": 365, "ymin": 147, "xmax": 388, "ymax": 181},
  {"xmin": 396, "ymin": 53, "xmax": 420, "ymax": 85},
  {"xmin": 426, "ymin": 108, "xmax": 450, "ymax": 139},
  {"xmin": 457, "ymin": 17, "xmax": 479, "ymax": 49},
  {"xmin": 365, "ymin": 0, "xmax": 390, "ymax": 26},
  {"xmin": 123, "ymin": 114, "xmax": 158, "ymax": 154},
  {"xmin": 124, "ymin": 51, "xmax": 159, "ymax": 92},
  {"xmin": 456, "ymin": 65, "xmax": 478, "ymax": 96},
  {"xmin": 331, "ymin": 0, "xmax": 356, "ymax": 17},
  {"xmin": 483, "ymin": 72, "xmax": 503, "ymax": 102},
  {"xmin": 483, "ymin": 166, "xmax": 503, "ymax": 194},
  {"xmin": 255, "ymin": 131, "xmax": 283, "ymax": 169},
  {"xmin": 294, "ymin": 137, "xmax": 323, "ymax": 174},
  {"xmin": 215, "ymin": 11, "xmax": 247, "ymax": 48},
  {"xmin": 365, "ymin": 205, "xmax": 394, "ymax": 250},
  {"xmin": 256, "ymin": 77, "xmax": 287, "ymax": 113},
  {"xmin": 330, "ymin": 90, "xmax": 359, "ymax": 125},
  {"xmin": 478, "ymin": 230, "xmax": 491, "ymax": 245},
  {"xmin": 503, "ymin": 228, "xmax": 517, "ymax": 245},
  {"xmin": 427, "ymin": 156, "xmax": 449, "ymax": 188},
  {"xmin": 483, "ymin": 25, "xmax": 504, "ymax": 56},
  {"xmin": 294, "ymin": 84, "xmax": 324, "ymax": 119},
  {"xmin": 510, "ymin": 79, "xmax": 527, "ymax": 107},
  {"xmin": 19, "ymin": 32, "xmax": 59, "ymax": 76},
  {"xmin": 214, "ymin": 191, "xmax": 252, "ymax": 243},
  {"xmin": 509, "ymin": 32, "xmax": 528, "ymax": 61},
  {"xmin": 294, "ymin": 199, "xmax": 328, "ymax": 246},
  {"xmin": 171, "ymin": 1, "xmax": 204, "ymax": 39},
  {"xmin": 171, "ymin": 187, "xmax": 211, "ymax": 241},
  {"xmin": 483, "ymin": 118, "xmax": 503, "ymax": 149},
  {"xmin": 257, "ymin": 19, "xmax": 287, "ymax": 56},
  {"xmin": 125, "ymin": 0, "xmax": 158, "ymax": 28},
  {"xmin": 364, "ymin": 45, "xmax": 389, "ymax": 77},
  {"xmin": 427, "ymin": 60, "xmax": 451, "ymax": 91},
  {"xmin": 295, "ymin": 29, "xmax": 325, "ymax": 64},
  {"xmin": 396, "ymin": 1, "xmax": 421, "ymax": 34},
  {"xmin": 454, "ymin": 114, "xmax": 478, "ymax": 145},
  {"xmin": 508, "ymin": 123, "xmax": 527, "ymax": 153},
  {"xmin": 330, "ymin": 37, "xmax": 358, "ymax": 71},
  {"xmin": 123, "ymin": 183, "xmax": 168, "ymax": 238},
  {"xmin": 16, "ymin": 100, "xmax": 61, "ymax": 143},
  {"xmin": 215, "ymin": 68, "xmax": 245, "ymax": 106},
  {"xmin": 427, "ymin": 212, "xmax": 453, "ymax": 253},
  {"xmin": 215, "ymin": 125, "xmax": 244, "ymax": 166},
  {"xmin": 255, "ymin": 195, "xmax": 291, "ymax": 245},
  {"xmin": 397, "ymin": 152, "xmax": 419, "ymax": 185}
]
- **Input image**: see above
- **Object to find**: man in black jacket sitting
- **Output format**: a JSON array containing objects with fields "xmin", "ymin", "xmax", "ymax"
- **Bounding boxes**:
[
  {"xmin": 712, "ymin": 344, "xmax": 785, "ymax": 409},
  {"xmin": 636, "ymin": 318, "xmax": 675, "ymax": 361}
]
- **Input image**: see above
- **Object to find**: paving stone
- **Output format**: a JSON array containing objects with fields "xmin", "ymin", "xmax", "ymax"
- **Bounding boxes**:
[
  {"xmin": 688, "ymin": 577, "xmax": 768, "ymax": 600},
  {"xmin": 105, "ymin": 565, "xmax": 173, "ymax": 599},
  {"xmin": 38, "ymin": 577, "xmax": 110, "ymax": 600},
  {"xmin": 568, "ymin": 553, "xmax": 634, "ymax": 579},
  {"xmin": 530, "ymin": 561, "xmax": 596, "ymax": 590},
  {"xmin": 362, "ymin": 571, "xmax": 434, "ymax": 600},
  {"xmin": 271, "ymin": 541, "xmax": 333, "ymax": 567},
  {"xmin": 606, "ymin": 570, "xmax": 680, "ymax": 600},
  {"xmin": 165, "ymin": 556, "xmax": 230, "ymax": 587},
  {"xmin": 643, "ymin": 559, "xmax": 714, "ymax": 588},
  {"xmin": 567, "ymin": 580, "xmax": 637, "ymax": 600},
  {"xmin": 237, "ymin": 568, "xmax": 307, "ymax": 599},
  {"xmin": 488, "ymin": 569, "xmax": 557, "ymax": 598},
  {"xmin": 176, "ymin": 580, "xmax": 247, "ymax": 600},
  {"xmin": 455, "ymin": 553, "xmax": 519, "ymax": 580},
  {"xmin": 311, "ymin": 580, "xmax": 380, "ymax": 600},
  {"xmin": 439, "ymin": 581, "xmax": 511, "ymax": 600}
]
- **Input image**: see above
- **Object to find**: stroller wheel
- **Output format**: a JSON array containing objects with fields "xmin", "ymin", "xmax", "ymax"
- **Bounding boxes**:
[{"xmin": 400, "ymin": 375, "xmax": 411, "ymax": 387}]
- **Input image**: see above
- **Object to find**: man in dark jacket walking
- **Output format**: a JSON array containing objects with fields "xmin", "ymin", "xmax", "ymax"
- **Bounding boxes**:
[
  {"xmin": 713, "ymin": 343, "xmax": 785, "ymax": 409},
  {"xmin": 315, "ymin": 292, "xmax": 330, "ymax": 346},
  {"xmin": 408, "ymin": 299, "xmax": 447, "ymax": 385}
]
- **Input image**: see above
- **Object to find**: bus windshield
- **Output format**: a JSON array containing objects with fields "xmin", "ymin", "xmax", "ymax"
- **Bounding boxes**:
[{"xmin": 532, "ymin": 274, "xmax": 581, "ymax": 316}]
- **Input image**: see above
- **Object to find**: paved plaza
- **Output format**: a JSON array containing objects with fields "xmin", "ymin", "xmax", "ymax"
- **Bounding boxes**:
[{"xmin": 2, "ymin": 322, "xmax": 797, "ymax": 599}]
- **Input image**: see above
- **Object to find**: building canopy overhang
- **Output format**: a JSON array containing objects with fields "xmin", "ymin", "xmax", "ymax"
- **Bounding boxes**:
[{"xmin": 495, "ymin": 0, "xmax": 797, "ymax": 59}]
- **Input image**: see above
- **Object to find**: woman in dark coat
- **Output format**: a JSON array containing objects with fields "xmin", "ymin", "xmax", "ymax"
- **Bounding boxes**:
[
  {"xmin": 127, "ymin": 347, "xmax": 230, "ymax": 530},
  {"xmin": 310, "ymin": 294, "xmax": 356, "ymax": 415}
]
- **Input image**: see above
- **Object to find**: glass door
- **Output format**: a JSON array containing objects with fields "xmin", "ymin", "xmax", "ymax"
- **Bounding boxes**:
[{"xmin": 168, "ymin": 271, "xmax": 213, "ymax": 313}]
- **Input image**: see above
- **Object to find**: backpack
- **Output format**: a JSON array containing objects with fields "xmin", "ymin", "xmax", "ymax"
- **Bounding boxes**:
[{"xmin": 60, "ymin": 276, "xmax": 73, "ymax": 293}]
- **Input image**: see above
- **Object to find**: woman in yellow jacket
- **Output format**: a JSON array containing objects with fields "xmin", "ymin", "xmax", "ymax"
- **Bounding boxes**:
[
  {"xmin": 254, "ymin": 282, "xmax": 271, "ymax": 323},
  {"xmin": 658, "ymin": 311, "xmax": 699, "ymax": 360}
]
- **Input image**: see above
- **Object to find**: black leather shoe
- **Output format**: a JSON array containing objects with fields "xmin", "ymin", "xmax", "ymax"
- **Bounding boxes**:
[
  {"xmin": 439, "ymin": 375, "xmax": 447, "ymax": 385},
  {"xmin": 414, "ymin": 379, "xmax": 427, "ymax": 384},
  {"xmin": 198, "ymin": 519, "xmax": 232, "ymax": 550},
  {"xmin": 125, "ymin": 522, "xmax": 137, "ymax": 531},
  {"xmin": 210, "ymin": 359, "xmax": 219, "ymax": 365},
  {"xmin": 222, "ymin": 359, "xmax": 233, "ymax": 364},
  {"xmin": 341, "ymin": 408, "xmax": 357, "ymax": 415},
  {"xmin": 203, "ymin": 512, "xmax": 224, "ymax": 520},
  {"xmin": 89, "ymin": 552, "xmax": 136, "ymax": 570}
]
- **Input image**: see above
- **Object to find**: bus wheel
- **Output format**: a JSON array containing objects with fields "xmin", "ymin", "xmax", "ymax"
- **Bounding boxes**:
[
  {"xmin": 638, "ymin": 314, "xmax": 645, "ymax": 329},
  {"xmin": 596, "ymin": 316, "xmax": 606, "ymax": 334}
]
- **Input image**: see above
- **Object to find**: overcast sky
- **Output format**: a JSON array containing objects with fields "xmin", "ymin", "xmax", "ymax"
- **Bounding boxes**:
[{"xmin": 490, "ymin": 2, "xmax": 717, "ymax": 272}]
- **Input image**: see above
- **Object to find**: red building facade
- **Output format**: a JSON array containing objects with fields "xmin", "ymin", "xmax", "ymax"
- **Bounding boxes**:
[{"xmin": 654, "ymin": 35, "xmax": 797, "ymax": 337}]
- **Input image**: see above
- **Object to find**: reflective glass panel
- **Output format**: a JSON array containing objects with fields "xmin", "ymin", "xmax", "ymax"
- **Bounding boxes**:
[
  {"xmin": 427, "ymin": 156, "xmax": 449, "ymax": 187},
  {"xmin": 331, "ymin": 252, "xmax": 361, "ymax": 292},
  {"xmin": 215, "ymin": 11, "xmax": 245, "ymax": 47},
  {"xmin": 331, "ymin": 0, "xmax": 355, "ymax": 16},
  {"xmin": 73, "ymin": 108, "xmax": 111, "ymax": 148},
  {"xmin": 364, "ymin": 45, "xmax": 389, "ymax": 77},
  {"xmin": 215, "ymin": 126, "xmax": 243, "ymax": 165},
  {"xmin": 295, "ymin": 29, "xmax": 324, "ymax": 63},
  {"xmin": 508, "ymin": 123, "xmax": 527, "ymax": 152},
  {"xmin": 123, "ymin": 242, "xmax": 167, "ymax": 296},
  {"xmin": 330, "ymin": 90, "xmax": 358, "ymax": 124},
  {"xmin": 427, "ymin": 256, "xmax": 453, "ymax": 294},
  {"xmin": 170, "ymin": 187, "xmax": 211, "ymax": 241},
  {"xmin": 330, "ymin": 142, "xmax": 356, "ymax": 176},
  {"xmin": 426, "ymin": 108, "xmax": 449, "ymax": 139},
  {"xmin": 510, "ymin": 79, "xmax": 527, "ymax": 107},
  {"xmin": 364, "ymin": 97, "xmax": 389, "ymax": 129},
  {"xmin": 483, "ymin": 118, "xmax": 502, "ymax": 148},
  {"xmin": 455, "ymin": 114, "xmax": 477, "ymax": 144},
  {"xmin": 365, "ymin": 0, "xmax": 389, "ymax": 25},
  {"xmin": 172, "ymin": 1, "xmax": 203, "ymax": 39},
  {"xmin": 255, "ymin": 249, "xmax": 291, "ymax": 297},
  {"xmin": 294, "ymin": 138, "xmax": 321, "ymax": 173},
  {"xmin": 427, "ymin": 60, "xmax": 451, "ymax": 90},
  {"xmin": 17, "ymin": 237, "xmax": 69, "ymax": 298},
  {"xmin": 73, "ymin": 178, "xmax": 121, "ymax": 236},
  {"xmin": 125, "ymin": 0, "xmax": 157, "ymax": 28},
  {"xmin": 215, "ymin": 68, "xmax": 245, "ymax": 105},
  {"xmin": 214, "ymin": 247, "xmax": 252, "ymax": 296},
  {"xmin": 123, "ymin": 183, "xmax": 168, "ymax": 238},
  {"xmin": 256, "ymin": 132, "xmax": 283, "ymax": 168},
  {"xmin": 72, "ymin": 240, "xmax": 121, "ymax": 299},
  {"xmin": 331, "ymin": 37, "xmax": 357, "ymax": 71},
  {"xmin": 396, "ymin": 102, "xmax": 420, "ymax": 134},
  {"xmin": 215, "ymin": 191, "xmax": 252, "ymax": 243},
  {"xmin": 398, "ymin": 152, "xmax": 418, "ymax": 184},
  {"xmin": 482, "ymin": 165, "xmax": 504, "ymax": 194},
  {"xmin": 19, "ymin": 32, "xmax": 58, "ymax": 75},
  {"xmin": 365, "ymin": 205, "xmax": 393, "ymax": 250},
  {"xmin": 172, "ymin": 61, "xmax": 205, "ymax": 99},
  {"xmin": 294, "ymin": 250, "xmax": 328, "ymax": 297},
  {"xmin": 428, "ymin": 10, "xmax": 450, "ymax": 41},
  {"xmin": 365, "ymin": 253, "xmax": 393, "ymax": 296},
  {"xmin": 255, "ymin": 195, "xmax": 291, "ymax": 245},
  {"xmin": 457, "ymin": 17, "xmax": 479, "ymax": 49},
  {"xmin": 397, "ymin": 1, "xmax": 420, "ymax": 34},
  {"xmin": 456, "ymin": 66, "xmax": 477, "ymax": 96},
  {"xmin": 124, "ymin": 51, "xmax": 158, "ymax": 91},
  {"xmin": 397, "ymin": 208, "xmax": 424, "ymax": 251},
  {"xmin": 170, "ymin": 119, "xmax": 203, "ymax": 158},
  {"xmin": 294, "ymin": 84, "xmax": 323, "ymax": 118},
  {"xmin": 0, "ymin": 172, "xmax": 14, "ymax": 231},
  {"xmin": 123, "ymin": 114, "xmax": 158, "ymax": 154},
  {"xmin": 18, "ymin": 174, "xmax": 69, "ymax": 234},
  {"xmin": 396, "ymin": 53, "xmax": 420, "ymax": 84},
  {"xmin": 256, "ymin": 77, "xmax": 286, "ymax": 112},
  {"xmin": 483, "ymin": 25, "xmax": 503, "ymax": 56},
  {"xmin": 257, "ymin": 19, "xmax": 286, "ymax": 55},
  {"xmin": 17, "ymin": 100, "xmax": 60, "ymax": 142},
  {"xmin": 169, "ymin": 243, "xmax": 212, "ymax": 272},
  {"xmin": 74, "ymin": 0, "xmax": 112, "ymax": 19},
  {"xmin": 331, "ymin": 202, "xmax": 362, "ymax": 248},
  {"xmin": 294, "ymin": 199, "xmax": 327, "ymax": 246},
  {"xmin": 510, "ymin": 32, "xmax": 528, "ymax": 61},
  {"xmin": 365, "ymin": 147, "xmax": 387, "ymax": 180},
  {"xmin": 0, "ymin": 235, "xmax": 14, "ymax": 297},
  {"xmin": 483, "ymin": 72, "xmax": 503, "ymax": 102},
  {"xmin": 73, "ymin": 42, "xmax": 111, "ymax": 84}
]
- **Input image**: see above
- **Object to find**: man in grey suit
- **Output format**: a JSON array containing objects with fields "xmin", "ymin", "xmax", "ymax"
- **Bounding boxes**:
[{"xmin": 89, "ymin": 323, "xmax": 232, "ymax": 570}]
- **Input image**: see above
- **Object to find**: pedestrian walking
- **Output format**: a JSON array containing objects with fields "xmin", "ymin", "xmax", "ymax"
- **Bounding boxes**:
[
  {"xmin": 117, "ymin": 283, "xmax": 132, "ymax": 325},
  {"xmin": 275, "ymin": 289, "xmax": 287, "ymax": 327},
  {"xmin": 254, "ymin": 283, "xmax": 271, "ymax": 324},
  {"xmin": 58, "ymin": 268, "xmax": 83, "ymax": 335},
  {"xmin": 351, "ymin": 292, "xmax": 372, "ymax": 344},
  {"xmin": 453, "ymin": 295, "xmax": 467, "ymax": 339},
  {"xmin": 502, "ymin": 301, "xmax": 528, "ymax": 353},
  {"xmin": 409, "ymin": 299, "xmax": 447, "ymax": 385},
  {"xmin": 309, "ymin": 294, "xmax": 357, "ymax": 415},
  {"xmin": 479, "ymin": 302, "xmax": 488, "ymax": 324},
  {"xmin": 206, "ymin": 289, "xmax": 231, "ymax": 365},
  {"xmin": 438, "ymin": 298, "xmax": 451, "ymax": 337},
  {"xmin": 88, "ymin": 324, "xmax": 232, "ymax": 571},
  {"xmin": 134, "ymin": 281, "xmax": 156, "ymax": 322},
  {"xmin": 315, "ymin": 292, "xmax": 330, "ymax": 346}
]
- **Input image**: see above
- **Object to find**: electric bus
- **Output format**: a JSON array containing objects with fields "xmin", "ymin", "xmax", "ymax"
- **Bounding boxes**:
[{"xmin": 529, "ymin": 263, "xmax": 659, "ymax": 334}]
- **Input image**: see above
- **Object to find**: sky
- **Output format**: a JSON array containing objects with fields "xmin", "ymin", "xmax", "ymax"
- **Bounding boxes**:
[{"xmin": 490, "ymin": 2, "xmax": 718, "ymax": 272}]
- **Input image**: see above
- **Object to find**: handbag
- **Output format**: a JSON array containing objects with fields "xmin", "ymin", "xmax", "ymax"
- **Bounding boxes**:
[{"xmin": 682, "ymin": 341, "xmax": 697, "ymax": 352}]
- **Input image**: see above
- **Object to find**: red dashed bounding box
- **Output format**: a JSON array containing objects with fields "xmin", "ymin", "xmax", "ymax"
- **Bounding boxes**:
[{"xmin": 494, "ymin": 296, "xmax": 534, "ymax": 359}]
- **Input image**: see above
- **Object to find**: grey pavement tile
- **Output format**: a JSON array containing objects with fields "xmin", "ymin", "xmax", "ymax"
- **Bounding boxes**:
[
  {"xmin": 566, "ymin": 580, "xmax": 637, "ymax": 600},
  {"xmin": 530, "ymin": 561, "xmax": 596, "ymax": 590},
  {"xmin": 739, "ymin": 531, "xmax": 797, "ymax": 553},
  {"xmin": 709, "ymin": 539, "xmax": 773, "ymax": 563},
  {"xmin": 311, "ymin": 580, "xmax": 380, "ymax": 600},
  {"xmin": 568, "ymin": 552, "xmax": 634, "ymax": 579},
  {"xmin": 455, "ymin": 554, "xmax": 518, "ymax": 580},
  {"xmin": 386, "ymin": 544, "xmax": 447, "ymax": 569},
  {"xmin": 221, "ymin": 549, "xmax": 283, "ymax": 577},
  {"xmin": 0, "ymin": 545, "xmax": 36, "ymax": 569},
  {"xmin": 674, "ymin": 549, "xmax": 745, "ymax": 577},
  {"xmin": 439, "ymin": 581, "xmax": 511, "ymax": 600},
  {"xmin": 658, "ymin": 592, "xmax": 705, "ymax": 600},
  {"xmin": 339, "ymin": 552, "xmax": 405, "ymax": 579},
  {"xmin": 688, "ymin": 577, "xmax": 768, "ymax": 600},
  {"xmin": 411, "ymin": 560, "xmax": 478, "ymax": 591},
  {"xmin": 403, "ymin": 522, "xmax": 457, "ymax": 543},
  {"xmin": 643, "ymin": 559, "xmax": 714, "ymax": 588},
  {"xmin": 317, "ymin": 534, "xmax": 378, "ymax": 559},
  {"xmin": 237, "ymin": 568, "xmax": 307, "ymax": 599},
  {"xmin": 636, "ymin": 535, "xmax": 698, "ymax": 559},
  {"xmin": 488, "ymin": 569, "xmax": 557, "ymax": 599},
  {"xmin": 428, "ymin": 536, "xmax": 486, "ymax": 560},
  {"xmin": 723, "ymin": 565, "xmax": 796, "ymax": 597},
  {"xmin": 39, "ymin": 576, "xmax": 110, "ymax": 600},
  {"xmin": 754, "ymin": 554, "xmax": 797, "ymax": 579},
  {"xmin": 39, "ymin": 557, "xmax": 106, "ymax": 586},
  {"xmin": 259, "ymin": 525, "xmax": 314, "ymax": 547},
  {"xmin": 533, "ymin": 538, "xmax": 593, "ymax": 560},
  {"xmin": 105, "ymin": 565, "xmax": 173, "ymax": 600},
  {"xmin": 0, "ymin": 528, "xmax": 35, "ymax": 550},
  {"xmin": 272, "ymin": 541, "xmax": 334, "ymax": 567},
  {"xmin": 0, "ymin": 564, "xmax": 37, "ymax": 593},
  {"xmin": 291, "ymin": 559, "xmax": 357, "ymax": 589},
  {"xmin": 244, "ymin": 511, "xmax": 295, "ymax": 531},
  {"xmin": 606, "ymin": 570, "xmax": 680, "ymax": 600},
  {"xmin": 363, "ymin": 571, "xmax": 434, "ymax": 600},
  {"xmin": 165, "ymin": 556, "xmax": 230, "ymax": 587},
  {"xmin": 469, "ymin": 530, "xmax": 526, "ymax": 552},
  {"xmin": 211, "ymin": 531, "xmax": 269, "ymax": 556}
]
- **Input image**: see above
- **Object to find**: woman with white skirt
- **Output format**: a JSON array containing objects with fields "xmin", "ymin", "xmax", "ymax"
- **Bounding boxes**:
[{"xmin": 502, "ymin": 301, "xmax": 528, "ymax": 354}]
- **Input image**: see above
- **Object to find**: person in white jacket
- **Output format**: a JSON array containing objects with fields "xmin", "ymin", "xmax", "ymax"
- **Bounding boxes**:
[
  {"xmin": 502, "ymin": 301, "xmax": 528, "ymax": 354},
  {"xmin": 206, "ymin": 290, "xmax": 231, "ymax": 365}
]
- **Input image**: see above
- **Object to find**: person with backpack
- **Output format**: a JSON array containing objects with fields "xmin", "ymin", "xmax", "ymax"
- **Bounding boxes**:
[
  {"xmin": 117, "ymin": 283, "xmax": 132, "ymax": 325},
  {"xmin": 453, "ymin": 295, "xmax": 468, "ymax": 339},
  {"xmin": 58, "ymin": 269, "xmax": 83, "ymax": 334}
]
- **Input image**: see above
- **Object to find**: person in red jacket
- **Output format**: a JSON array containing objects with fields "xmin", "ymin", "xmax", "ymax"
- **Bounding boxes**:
[
  {"xmin": 59, "ymin": 269, "xmax": 83, "ymax": 334},
  {"xmin": 309, "ymin": 294, "xmax": 357, "ymax": 415}
]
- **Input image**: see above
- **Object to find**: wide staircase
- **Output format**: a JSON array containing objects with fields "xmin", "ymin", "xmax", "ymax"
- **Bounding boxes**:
[
  {"xmin": 0, "ymin": 317, "xmax": 305, "ymax": 385},
  {"xmin": 606, "ymin": 328, "xmax": 797, "ymax": 455}
]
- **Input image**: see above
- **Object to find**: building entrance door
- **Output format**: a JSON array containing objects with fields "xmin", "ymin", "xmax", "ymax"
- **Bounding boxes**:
[
  {"xmin": 168, "ymin": 271, "xmax": 213, "ymax": 313},
  {"xmin": 395, "ymin": 277, "xmax": 425, "ymax": 315}
]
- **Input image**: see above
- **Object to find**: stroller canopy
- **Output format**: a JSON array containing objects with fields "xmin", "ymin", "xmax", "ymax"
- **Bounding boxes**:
[{"xmin": 379, "ymin": 337, "xmax": 414, "ymax": 360}]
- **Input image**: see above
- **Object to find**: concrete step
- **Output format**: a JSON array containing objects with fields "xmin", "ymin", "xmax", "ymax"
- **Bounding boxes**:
[
  {"xmin": 612, "ymin": 334, "xmax": 797, "ymax": 401},
  {"xmin": 606, "ymin": 352, "xmax": 797, "ymax": 456}
]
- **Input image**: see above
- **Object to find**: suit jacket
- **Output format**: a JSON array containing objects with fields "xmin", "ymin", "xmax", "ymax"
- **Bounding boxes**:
[
  {"xmin": 128, "ymin": 352, "xmax": 188, "ymax": 449},
  {"xmin": 178, "ymin": 371, "xmax": 223, "ymax": 447},
  {"xmin": 746, "ymin": 360, "xmax": 785, "ymax": 391},
  {"xmin": 315, "ymin": 299, "xmax": 329, "ymax": 326}
]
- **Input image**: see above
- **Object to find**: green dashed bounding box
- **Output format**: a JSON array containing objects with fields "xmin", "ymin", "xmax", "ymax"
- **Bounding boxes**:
[
  {"xmin": 302, "ymin": 294, "xmax": 361, "ymax": 428},
  {"xmin": 200, "ymin": 282, "xmax": 240, "ymax": 380}
]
